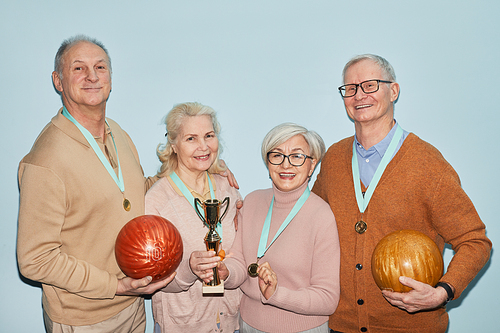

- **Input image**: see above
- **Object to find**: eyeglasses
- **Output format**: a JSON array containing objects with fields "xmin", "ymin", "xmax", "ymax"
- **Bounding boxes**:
[
  {"xmin": 267, "ymin": 152, "xmax": 313, "ymax": 167},
  {"xmin": 338, "ymin": 79, "xmax": 393, "ymax": 98}
]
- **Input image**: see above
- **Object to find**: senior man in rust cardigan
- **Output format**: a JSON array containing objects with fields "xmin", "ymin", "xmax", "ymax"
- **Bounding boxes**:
[{"xmin": 312, "ymin": 54, "xmax": 491, "ymax": 333}]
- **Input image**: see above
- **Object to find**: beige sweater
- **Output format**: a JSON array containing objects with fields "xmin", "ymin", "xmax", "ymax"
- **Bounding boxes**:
[{"xmin": 17, "ymin": 109, "xmax": 155, "ymax": 326}]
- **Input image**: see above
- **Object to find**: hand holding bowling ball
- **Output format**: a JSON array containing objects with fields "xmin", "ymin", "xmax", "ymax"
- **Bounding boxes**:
[
  {"xmin": 371, "ymin": 229, "xmax": 443, "ymax": 293},
  {"xmin": 115, "ymin": 215, "xmax": 183, "ymax": 281}
]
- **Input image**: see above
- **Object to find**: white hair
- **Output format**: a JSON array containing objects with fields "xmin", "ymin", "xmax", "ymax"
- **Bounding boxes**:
[
  {"xmin": 261, "ymin": 122, "xmax": 325, "ymax": 173},
  {"xmin": 342, "ymin": 54, "xmax": 396, "ymax": 83}
]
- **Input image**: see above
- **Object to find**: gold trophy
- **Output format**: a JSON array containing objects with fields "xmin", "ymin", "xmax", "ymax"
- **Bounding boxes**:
[{"xmin": 194, "ymin": 197, "xmax": 230, "ymax": 295}]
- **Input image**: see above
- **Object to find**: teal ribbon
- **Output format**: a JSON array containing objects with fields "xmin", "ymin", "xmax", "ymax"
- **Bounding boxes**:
[
  {"xmin": 62, "ymin": 107, "xmax": 124, "ymax": 193},
  {"xmin": 257, "ymin": 186, "xmax": 310, "ymax": 259},
  {"xmin": 352, "ymin": 124, "xmax": 403, "ymax": 213},
  {"xmin": 170, "ymin": 171, "xmax": 222, "ymax": 240}
]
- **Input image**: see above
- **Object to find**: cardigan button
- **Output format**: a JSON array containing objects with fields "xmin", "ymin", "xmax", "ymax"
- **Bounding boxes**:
[
  {"xmin": 360, "ymin": 327, "xmax": 368, "ymax": 332},
  {"xmin": 357, "ymin": 299, "xmax": 364, "ymax": 305},
  {"xmin": 355, "ymin": 220, "xmax": 367, "ymax": 234},
  {"xmin": 356, "ymin": 263, "xmax": 363, "ymax": 270}
]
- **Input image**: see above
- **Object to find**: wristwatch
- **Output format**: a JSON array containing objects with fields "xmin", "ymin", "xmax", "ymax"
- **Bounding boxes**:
[{"xmin": 435, "ymin": 282, "xmax": 454, "ymax": 305}]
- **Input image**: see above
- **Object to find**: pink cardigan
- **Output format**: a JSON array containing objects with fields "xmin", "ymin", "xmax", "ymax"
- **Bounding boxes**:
[
  {"xmin": 145, "ymin": 174, "xmax": 242, "ymax": 333},
  {"xmin": 224, "ymin": 181, "xmax": 340, "ymax": 333}
]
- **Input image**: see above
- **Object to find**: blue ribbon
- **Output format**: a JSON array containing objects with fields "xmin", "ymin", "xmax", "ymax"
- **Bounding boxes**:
[
  {"xmin": 62, "ymin": 107, "xmax": 124, "ymax": 193},
  {"xmin": 352, "ymin": 124, "xmax": 403, "ymax": 213},
  {"xmin": 170, "ymin": 171, "xmax": 222, "ymax": 240},
  {"xmin": 257, "ymin": 186, "xmax": 310, "ymax": 259}
]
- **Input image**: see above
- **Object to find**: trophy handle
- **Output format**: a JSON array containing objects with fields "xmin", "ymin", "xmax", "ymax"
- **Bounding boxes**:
[
  {"xmin": 194, "ymin": 198, "xmax": 206, "ymax": 223},
  {"xmin": 219, "ymin": 197, "xmax": 230, "ymax": 222}
]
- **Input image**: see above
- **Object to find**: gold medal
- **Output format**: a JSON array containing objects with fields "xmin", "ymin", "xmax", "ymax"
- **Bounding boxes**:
[
  {"xmin": 248, "ymin": 263, "xmax": 259, "ymax": 277},
  {"xmin": 355, "ymin": 220, "xmax": 367, "ymax": 234},
  {"xmin": 123, "ymin": 198, "xmax": 131, "ymax": 211}
]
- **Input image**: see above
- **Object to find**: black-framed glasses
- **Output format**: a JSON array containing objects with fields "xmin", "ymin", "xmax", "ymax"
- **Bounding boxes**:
[
  {"xmin": 267, "ymin": 152, "xmax": 313, "ymax": 167},
  {"xmin": 338, "ymin": 79, "xmax": 393, "ymax": 98}
]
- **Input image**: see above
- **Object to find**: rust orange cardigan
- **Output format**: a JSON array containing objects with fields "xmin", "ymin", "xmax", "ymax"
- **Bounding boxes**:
[{"xmin": 312, "ymin": 133, "xmax": 491, "ymax": 333}]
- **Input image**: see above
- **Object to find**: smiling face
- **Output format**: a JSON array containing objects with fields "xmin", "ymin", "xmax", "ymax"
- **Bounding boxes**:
[
  {"xmin": 343, "ymin": 59, "xmax": 399, "ymax": 126},
  {"xmin": 52, "ymin": 41, "xmax": 112, "ymax": 112},
  {"xmin": 172, "ymin": 115, "xmax": 219, "ymax": 175},
  {"xmin": 267, "ymin": 135, "xmax": 317, "ymax": 192}
]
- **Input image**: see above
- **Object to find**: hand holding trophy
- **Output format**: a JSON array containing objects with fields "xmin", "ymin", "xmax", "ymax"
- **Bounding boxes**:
[{"xmin": 194, "ymin": 197, "xmax": 230, "ymax": 295}]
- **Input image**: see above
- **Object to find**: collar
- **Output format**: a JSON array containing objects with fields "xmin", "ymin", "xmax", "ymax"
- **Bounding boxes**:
[
  {"xmin": 272, "ymin": 180, "xmax": 310, "ymax": 208},
  {"xmin": 52, "ymin": 107, "xmax": 112, "ymax": 146},
  {"xmin": 354, "ymin": 119, "xmax": 400, "ymax": 158},
  {"xmin": 168, "ymin": 173, "xmax": 217, "ymax": 200}
]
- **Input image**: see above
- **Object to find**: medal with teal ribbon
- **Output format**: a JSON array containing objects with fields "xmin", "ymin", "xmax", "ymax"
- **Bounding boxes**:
[
  {"xmin": 248, "ymin": 186, "xmax": 310, "ymax": 277},
  {"xmin": 62, "ymin": 107, "xmax": 130, "ymax": 211},
  {"xmin": 351, "ymin": 124, "xmax": 403, "ymax": 233},
  {"xmin": 170, "ymin": 171, "xmax": 222, "ymax": 240}
]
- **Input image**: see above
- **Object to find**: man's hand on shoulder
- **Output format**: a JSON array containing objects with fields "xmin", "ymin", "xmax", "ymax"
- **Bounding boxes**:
[{"xmin": 218, "ymin": 159, "xmax": 239, "ymax": 189}]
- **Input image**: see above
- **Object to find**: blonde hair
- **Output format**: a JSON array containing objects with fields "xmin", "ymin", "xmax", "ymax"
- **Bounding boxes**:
[{"xmin": 157, "ymin": 102, "xmax": 226, "ymax": 177}]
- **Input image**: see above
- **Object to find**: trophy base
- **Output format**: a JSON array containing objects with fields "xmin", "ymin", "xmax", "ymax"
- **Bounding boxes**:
[{"xmin": 202, "ymin": 280, "xmax": 224, "ymax": 296}]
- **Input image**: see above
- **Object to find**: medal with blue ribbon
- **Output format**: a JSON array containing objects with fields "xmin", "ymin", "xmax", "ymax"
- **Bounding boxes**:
[
  {"xmin": 62, "ymin": 107, "xmax": 130, "ymax": 211},
  {"xmin": 351, "ymin": 124, "xmax": 403, "ymax": 233},
  {"xmin": 248, "ymin": 186, "xmax": 310, "ymax": 277}
]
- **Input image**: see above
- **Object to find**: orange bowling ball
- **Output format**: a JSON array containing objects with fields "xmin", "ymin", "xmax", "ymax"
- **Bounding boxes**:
[
  {"xmin": 115, "ymin": 215, "xmax": 183, "ymax": 281},
  {"xmin": 371, "ymin": 229, "xmax": 443, "ymax": 293}
]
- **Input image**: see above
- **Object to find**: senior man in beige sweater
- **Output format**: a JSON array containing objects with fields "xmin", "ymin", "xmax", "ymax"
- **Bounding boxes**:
[{"xmin": 17, "ymin": 35, "xmax": 175, "ymax": 333}]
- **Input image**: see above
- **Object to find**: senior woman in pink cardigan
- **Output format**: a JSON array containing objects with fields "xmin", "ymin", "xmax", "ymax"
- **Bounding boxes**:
[
  {"xmin": 146, "ymin": 102, "xmax": 242, "ymax": 333},
  {"xmin": 192, "ymin": 122, "xmax": 340, "ymax": 333}
]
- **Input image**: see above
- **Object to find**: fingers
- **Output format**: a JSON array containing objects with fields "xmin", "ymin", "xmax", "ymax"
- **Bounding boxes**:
[
  {"xmin": 381, "ymin": 277, "xmax": 445, "ymax": 313},
  {"xmin": 147, "ymin": 272, "xmax": 177, "ymax": 292},
  {"xmin": 257, "ymin": 262, "xmax": 277, "ymax": 285},
  {"xmin": 130, "ymin": 276, "xmax": 152, "ymax": 289},
  {"xmin": 233, "ymin": 213, "xmax": 238, "ymax": 231},
  {"xmin": 116, "ymin": 272, "xmax": 177, "ymax": 296},
  {"xmin": 190, "ymin": 251, "xmax": 220, "ymax": 265},
  {"xmin": 257, "ymin": 262, "xmax": 277, "ymax": 300},
  {"xmin": 399, "ymin": 276, "xmax": 420, "ymax": 289},
  {"xmin": 218, "ymin": 262, "xmax": 229, "ymax": 281},
  {"xmin": 236, "ymin": 200, "xmax": 243, "ymax": 209},
  {"xmin": 218, "ymin": 160, "xmax": 240, "ymax": 189},
  {"xmin": 189, "ymin": 251, "xmax": 221, "ymax": 282}
]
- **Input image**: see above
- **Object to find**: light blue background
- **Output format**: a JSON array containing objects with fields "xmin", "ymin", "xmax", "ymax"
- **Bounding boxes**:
[{"xmin": 1, "ymin": 1, "xmax": 497, "ymax": 332}]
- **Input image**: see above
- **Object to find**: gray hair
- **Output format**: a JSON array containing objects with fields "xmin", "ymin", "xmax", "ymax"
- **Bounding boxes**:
[
  {"xmin": 157, "ymin": 102, "xmax": 226, "ymax": 177},
  {"xmin": 342, "ymin": 54, "xmax": 396, "ymax": 84},
  {"xmin": 54, "ymin": 35, "xmax": 111, "ymax": 79},
  {"xmin": 261, "ymin": 122, "xmax": 325, "ymax": 172}
]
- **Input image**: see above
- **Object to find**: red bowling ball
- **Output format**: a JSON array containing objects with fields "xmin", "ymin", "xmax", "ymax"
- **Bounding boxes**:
[{"xmin": 115, "ymin": 215, "xmax": 183, "ymax": 281}]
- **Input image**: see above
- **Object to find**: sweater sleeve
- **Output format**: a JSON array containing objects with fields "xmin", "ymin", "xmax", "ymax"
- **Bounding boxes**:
[
  {"xmin": 223, "ymin": 208, "xmax": 250, "ymax": 289},
  {"xmin": 429, "ymin": 162, "xmax": 491, "ymax": 299},
  {"xmin": 17, "ymin": 163, "xmax": 118, "ymax": 299},
  {"xmin": 262, "ymin": 207, "xmax": 340, "ymax": 315},
  {"xmin": 145, "ymin": 175, "xmax": 159, "ymax": 192},
  {"xmin": 312, "ymin": 148, "xmax": 334, "ymax": 203}
]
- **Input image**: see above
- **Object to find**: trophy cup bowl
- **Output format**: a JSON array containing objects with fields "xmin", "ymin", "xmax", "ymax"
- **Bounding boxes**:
[{"xmin": 194, "ymin": 197, "xmax": 230, "ymax": 295}]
